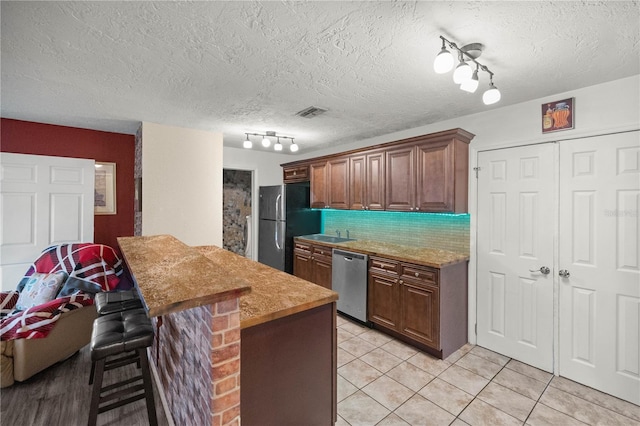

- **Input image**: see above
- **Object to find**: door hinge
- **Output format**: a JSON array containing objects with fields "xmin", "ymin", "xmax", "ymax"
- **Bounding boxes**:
[{"xmin": 473, "ymin": 167, "xmax": 481, "ymax": 178}]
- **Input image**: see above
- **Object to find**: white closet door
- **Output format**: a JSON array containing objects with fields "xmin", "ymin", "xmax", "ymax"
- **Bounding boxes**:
[
  {"xmin": 477, "ymin": 143, "xmax": 555, "ymax": 371},
  {"xmin": 559, "ymin": 131, "xmax": 640, "ymax": 405},
  {"xmin": 0, "ymin": 153, "xmax": 95, "ymax": 290}
]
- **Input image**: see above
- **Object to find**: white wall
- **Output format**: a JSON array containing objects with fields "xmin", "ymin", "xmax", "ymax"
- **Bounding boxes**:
[{"xmin": 142, "ymin": 122, "xmax": 223, "ymax": 246}]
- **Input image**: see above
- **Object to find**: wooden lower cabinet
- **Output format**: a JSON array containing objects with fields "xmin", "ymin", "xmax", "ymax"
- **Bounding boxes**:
[
  {"xmin": 368, "ymin": 256, "xmax": 467, "ymax": 359},
  {"xmin": 293, "ymin": 241, "xmax": 333, "ymax": 289},
  {"xmin": 400, "ymin": 280, "xmax": 439, "ymax": 349},
  {"xmin": 368, "ymin": 270, "xmax": 400, "ymax": 329}
]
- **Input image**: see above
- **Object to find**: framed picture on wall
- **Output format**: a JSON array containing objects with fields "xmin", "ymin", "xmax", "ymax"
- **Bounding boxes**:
[
  {"xmin": 94, "ymin": 162, "xmax": 117, "ymax": 215},
  {"xmin": 542, "ymin": 97, "xmax": 575, "ymax": 133}
]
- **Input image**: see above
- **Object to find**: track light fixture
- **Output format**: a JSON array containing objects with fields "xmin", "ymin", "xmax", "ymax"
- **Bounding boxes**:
[
  {"xmin": 243, "ymin": 131, "xmax": 299, "ymax": 152},
  {"xmin": 434, "ymin": 35, "xmax": 501, "ymax": 105}
]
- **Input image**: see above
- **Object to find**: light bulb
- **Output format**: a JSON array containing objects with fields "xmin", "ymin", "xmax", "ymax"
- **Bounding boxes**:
[
  {"xmin": 433, "ymin": 48, "xmax": 454, "ymax": 74},
  {"xmin": 261, "ymin": 136, "xmax": 271, "ymax": 147},
  {"xmin": 482, "ymin": 83, "xmax": 501, "ymax": 105},
  {"xmin": 460, "ymin": 69, "xmax": 479, "ymax": 93},
  {"xmin": 243, "ymin": 136, "xmax": 252, "ymax": 149},
  {"xmin": 290, "ymin": 141, "xmax": 299, "ymax": 152},
  {"xmin": 453, "ymin": 61, "xmax": 472, "ymax": 84},
  {"xmin": 274, "ymin": 141, "xmax": 283, "ymax": 151}
]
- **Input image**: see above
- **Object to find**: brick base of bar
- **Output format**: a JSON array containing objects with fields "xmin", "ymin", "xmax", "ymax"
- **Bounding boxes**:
[{"xmin": 151, "ymin": 298, "xmax": 241, "ymax": 426}]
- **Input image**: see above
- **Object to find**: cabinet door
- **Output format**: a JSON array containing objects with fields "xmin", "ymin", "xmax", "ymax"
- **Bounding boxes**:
[
  {"xmin": 349, "ymin": 154, "xmax": 366, "ymax": 210},
  {"xmin": 310, "ymin": 162, "xmax": 328, "ymax": 208},
  {"xmin": 293, "ymin": 251, "xmax": 313, "ymax": 282},
  {"xmin": 366, "ymin": 152, "xmax": 385, "ymax": 211},
  {"xmin": 313, "ymin": 257, "xmax": 333, "ymax": 290},
  {"xmin": 368, "ymin": 271, "xmax": 400, "ymax": 329},
  {"xmin": 327, "ymin": 158, "xmax": 349, "ymax": 209},
  {"xmin": 415, "ymin": 140, "xmax": 454, "ymax": 212},
  {"xmin": 400, "ymin": 280, "xmax": 439, "ymax": 349},
  {"xmin": 283, "ymin": 165, "xmax": 309, "ymax": 183},
  {"xmin": 385, "ymin": 146, "xmax": 415, "ymax": 211}
]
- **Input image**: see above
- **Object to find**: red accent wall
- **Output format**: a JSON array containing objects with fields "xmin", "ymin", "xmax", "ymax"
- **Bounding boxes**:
[{"xmin": 1, "ymin": 118, "xmax": 135, "ymax": 254}]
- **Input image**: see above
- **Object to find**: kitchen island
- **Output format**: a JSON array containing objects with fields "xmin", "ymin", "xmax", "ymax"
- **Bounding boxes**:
[{"xmin": 118, "ymin": 235, "xmax": 338, "ymax": 426}]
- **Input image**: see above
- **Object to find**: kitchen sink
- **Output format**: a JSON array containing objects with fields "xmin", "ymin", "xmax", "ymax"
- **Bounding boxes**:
[{"xmin": 300, "ymin": 234, "xmax": 355, "ymax": 243}]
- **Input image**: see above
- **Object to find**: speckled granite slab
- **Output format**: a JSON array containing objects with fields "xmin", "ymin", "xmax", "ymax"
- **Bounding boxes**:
[
  {"xmin": 295, "ymin": 236, "xmax": 469, "ymax": 268},
  {"xmin": 196, "ymin": 245, "xmax": 338, "ymax": 329},
  {"xmin": 118, "ymin": 235, "xmax": 251, "ymax": 317}
]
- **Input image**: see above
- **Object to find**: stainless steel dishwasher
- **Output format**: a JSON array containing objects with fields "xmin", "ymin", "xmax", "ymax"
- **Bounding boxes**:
[{"xmin": 332, "ymin": 249, "xmax": 369, "ymax": 323}]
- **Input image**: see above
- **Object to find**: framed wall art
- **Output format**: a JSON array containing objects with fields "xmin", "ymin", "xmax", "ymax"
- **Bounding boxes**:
[
  {"xmin": 94, "ymin": 162, "xmax": 117, "ymax": 215},
  {"xmin": 542, "ymin": 97, "xmax": 574, "ymax": 133}
]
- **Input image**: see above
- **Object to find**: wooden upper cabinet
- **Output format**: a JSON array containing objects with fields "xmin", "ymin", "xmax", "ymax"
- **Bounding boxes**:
[
  {"xmin": 349, "ymin": 154, "xmax": 366, "ymax": 210},
  {"xmin": 366, "ymin": 152, "xmax": 386, "ymax": 211},
  {"xmin": 385, "ymin": 146, "xmax": 415, "ymax": 212},
  {"xmin": 416, "ymin": 138, "xmax": 469, "ymax": 213},
  {"xmin": 283, "ymin": 165, "xmax": 309, "ymax": 183},
  {"xmin": 349, "ymin": 151, "xmax": 385, "ymax": 211},
  {"xmin": 283, "ymin": 128, "xmax": 474, "ymax": 213},
  {"xmin": 310, "ymin": 162, "xmax": 328, "ymax": 208},
  {"xmin": 327, "ymin": 158, "xmax": 349, "ymax": 209}
]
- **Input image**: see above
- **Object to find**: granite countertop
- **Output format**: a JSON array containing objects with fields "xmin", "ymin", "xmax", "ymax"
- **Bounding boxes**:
[
  {"xmin": 295, "ymin": 235, "xmax": 469, "ymax": 268},
  {"xmin": 118, "ymin": 235, "xmax": 252, "ymax": 317},
  {"xmin": 196, "ymin": 245, "xmax": 338, "ymax": 329}
]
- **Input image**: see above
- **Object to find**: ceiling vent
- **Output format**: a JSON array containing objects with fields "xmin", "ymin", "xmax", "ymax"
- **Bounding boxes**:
[{"xmin": 295, "ymin": 106, "xmax": 327, "ymax": 118}]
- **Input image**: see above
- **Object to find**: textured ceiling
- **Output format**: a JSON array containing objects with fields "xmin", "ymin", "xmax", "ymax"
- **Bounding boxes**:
[{"xmin": 2, "ymin": 1, "xmax": 639, "ymax": 154}]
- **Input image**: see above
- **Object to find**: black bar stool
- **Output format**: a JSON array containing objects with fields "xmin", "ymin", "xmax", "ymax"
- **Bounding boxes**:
[
  {"xmin": 88, "ymin": 308, "xmax": 158, "ymax": 426},
  {"xmin": 94, "ymin": 289, "xmax": 143, "ymax": 315}
]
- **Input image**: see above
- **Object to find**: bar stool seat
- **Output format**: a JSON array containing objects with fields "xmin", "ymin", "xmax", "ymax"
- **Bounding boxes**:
[
  {"xmin": 94, "ymin": 289, "xmax": 143, "ymax": 316},
  {"xmin": 88, "ymin": 308, "xmax": 157, "ymax": 426}
]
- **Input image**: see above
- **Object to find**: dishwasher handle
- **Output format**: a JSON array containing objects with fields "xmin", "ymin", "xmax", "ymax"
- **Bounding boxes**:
[{"xmin": 332, "ymin": 249, "xmax": 367, "ymax": 261}]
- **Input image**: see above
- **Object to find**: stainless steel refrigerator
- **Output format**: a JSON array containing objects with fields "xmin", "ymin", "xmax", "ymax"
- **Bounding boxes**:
[{"xmin": 258, "ymin": 183, "xmax": 321, "ymax": 273}]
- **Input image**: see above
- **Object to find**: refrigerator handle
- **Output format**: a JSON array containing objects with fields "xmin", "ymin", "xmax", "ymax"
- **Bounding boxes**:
[
  {"xmin": 275, "ymin": 221, "xmax": 281, "ymax": 250},
  {"xmin": 275, "ymin": 193, "xmax": 282, "ymax": 221}
]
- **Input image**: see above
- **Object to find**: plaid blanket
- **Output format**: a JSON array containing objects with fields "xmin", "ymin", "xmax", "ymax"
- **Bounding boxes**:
[
  {"xmin": 0, "ymin": 291, "xmax": 93, "ymax": 340},
  {"xmin": 17, "ymin": 244, "xmax": 123, "ymax": 292},
  {"xmin": 1, "ymin": 243, "xmax": 123, "ymax": 341}
]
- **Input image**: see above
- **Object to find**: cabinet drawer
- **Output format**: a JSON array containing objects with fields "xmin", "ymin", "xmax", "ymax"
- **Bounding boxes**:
[
  {"xmin": 401, "ymin": 263, "xmax": 438, "ymax": 285},
  {"xmin": 370, "ymin": 257, "xmax": 399, "ymax": 274},
  {"xmin": 283, "ymin": 165, "xmax": 309, "ymax": 182},
  {"xmin": 312, "ymin": 245, "xmax": 332, "ymax": 257},
  {"xmin": 294, "ymin": 242, "xmax": 311, "ymax": 254}
]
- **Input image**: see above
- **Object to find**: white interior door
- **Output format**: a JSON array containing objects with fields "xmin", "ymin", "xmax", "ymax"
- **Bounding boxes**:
[
  {"xmin": 477, "ymin": 143, "xmax": 555, "ymax": 372},
  {"xmin": 559, "ymin": 131, "xmax": 640, "ymax": 405},
  {"xmin": 0, "ymin": 153, "xmax": 95, "ymax": 290}
]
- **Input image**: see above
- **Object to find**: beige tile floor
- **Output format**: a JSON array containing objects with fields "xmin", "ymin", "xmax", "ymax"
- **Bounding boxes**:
[{"xmin": 336, "ymin": 315, "xmax": 640, "ymax": 426}]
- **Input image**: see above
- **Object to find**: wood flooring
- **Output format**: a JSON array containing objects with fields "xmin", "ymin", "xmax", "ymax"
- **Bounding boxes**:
[{"xmin": 0, "ymin": 345, "xmax": 170, "ymax": 426}]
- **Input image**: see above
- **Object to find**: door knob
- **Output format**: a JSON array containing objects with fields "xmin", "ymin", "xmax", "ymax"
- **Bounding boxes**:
[
  {"xmin": 529, "ymin": 266, "xmax": 550, "ymax": 275},
  {"xmin": 559, "ymin": 269, "xmax": 570, "ymax": 278}
]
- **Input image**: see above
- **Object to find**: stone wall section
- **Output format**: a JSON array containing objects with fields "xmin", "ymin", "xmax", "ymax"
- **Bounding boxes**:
[
  {"xmin": 151, "ymin": 297, "xmax": 241, "ymax": 426},
  {"xmin": 223, "ymin": 170, "xmax": 251, "ymax": 256}
]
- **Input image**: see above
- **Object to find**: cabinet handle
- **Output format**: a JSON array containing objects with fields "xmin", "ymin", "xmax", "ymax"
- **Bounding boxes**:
[
  {"xmin": 415, "ymin": 272, "xmax": 419, "ymax": 277},
  {"xmin": 311, "ymin": 256, "xmax": 314, "ymax": 260},
  {"xmin": 399, "ymin": 279, "xmax": 403, "ymax": 284},
  {"xmin": 415, "ymin": 206, "xmax": 420, "ymax": 211},
  {"xmin": 410, "ymin": 207, "xmax": 414, "ymax": 211}
]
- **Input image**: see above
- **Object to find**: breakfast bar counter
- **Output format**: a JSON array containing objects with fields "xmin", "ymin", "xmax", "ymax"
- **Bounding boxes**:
[{"xmin": 118, "ymin": 235, "xmax": 338, "ymax": 426}]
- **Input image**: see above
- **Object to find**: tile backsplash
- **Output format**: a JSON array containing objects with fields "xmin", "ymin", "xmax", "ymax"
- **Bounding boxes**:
[{"xmin": 321, "ymin": 210, "xmax": 470, "ymax": 255}]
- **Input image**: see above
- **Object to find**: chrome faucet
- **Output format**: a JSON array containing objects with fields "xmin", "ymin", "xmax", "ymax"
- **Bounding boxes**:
[
  {"xmin": 336, "ymin": 229, "xmax": 341, "ymax": 238},
  {"xmin": 346, "ymin": 230, "xmax": 350, "ymax": 239}
]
